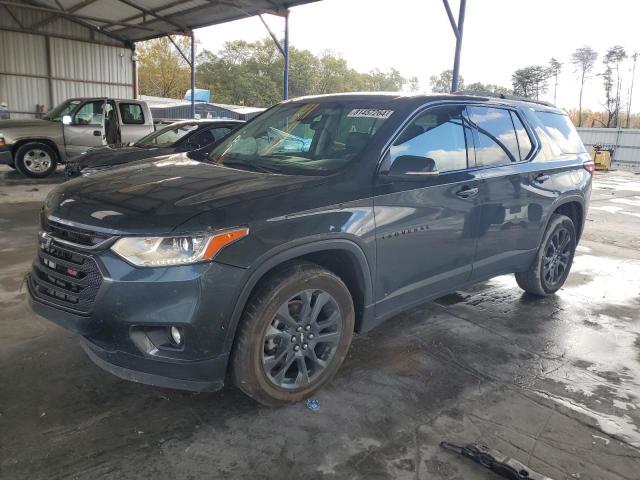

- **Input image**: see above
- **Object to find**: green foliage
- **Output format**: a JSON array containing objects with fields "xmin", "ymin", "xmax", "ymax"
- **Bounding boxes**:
[
  {"xmin": 137, "ymin": 37, "xmax": 191, "ymax": 98},
  {"xmin": 570, "ymin": 46, "xmax": 598, "ymax": 126},
  {"xmin": 429, "ymin": 70, "xmax": 462, "ymax": 93},
  {"xmin": 602, "ymin": 45, "xmax": 627, "ymax": 127},
  {"xmin": 464, "ymin": 82, "xmax": 512, "ymax": 95},
  {"xmin": 511, "ymin": 66, "xmax": 550, "ymax": 99},
  {"xmin": 196, "ymin": 40, "xmax": 414, "ymax": 107}
]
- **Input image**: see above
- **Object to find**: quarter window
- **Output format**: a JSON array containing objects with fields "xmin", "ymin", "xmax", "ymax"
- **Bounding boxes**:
[
  {"xmin": 119, "ymin": 103, "xmax": 145, "ymax": 124},
  {"xmin": 390, "ymin": 105, "xmax": 468, "ymax": 173},
  {"xmin": 534, "ymin": 111, "xmax": 586, "ymax": 154},
  {"xmin": 467, "ymin": 106, "xmax": 520, "ymax": 166}
]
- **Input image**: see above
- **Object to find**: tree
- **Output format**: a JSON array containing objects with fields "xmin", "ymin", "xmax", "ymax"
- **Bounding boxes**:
[
  {"xmin": 464, "ymin": 82, "xmax": 512, "ymax": 95},
  {"xmin": 627, "ymin": 51, "xmax": 638, "ymax": 128},
  {"xmin": 429, "ymin": 70, "xmax": 463, "ymax": 93},
  {"xmin": 137, "ymin": 37, "xmax": 192, "ymax": 98},
  {"xmin": 195, "ymin": 40, "xmax": 414, "ymax": 107},
  {"xmin": 548, "ymin": 57, "xmax": 562, "ymax": 104},
  {"xmin": 570, "ymin": 46, "xmax": 598, "ymax": 127},
  {"xmin": 602, "ymin": 45, "xmax": 627, "ymax": 127},
  {"xmin": 511, "ymin": 66, "xmax": 549, "ymax": 99}
]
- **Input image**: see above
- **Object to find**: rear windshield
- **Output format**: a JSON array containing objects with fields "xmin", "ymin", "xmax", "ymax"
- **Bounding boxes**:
[
  {"xmin": 136, "ymin": 124, "xmax": 198, "ymax": 147},
  {"xmin": 208, "ymin": 101, "xmax": 394, "ymax": 176},
  {"xmin": 535, "ymin": 111, "xmax": 586, "ymax": 154}
]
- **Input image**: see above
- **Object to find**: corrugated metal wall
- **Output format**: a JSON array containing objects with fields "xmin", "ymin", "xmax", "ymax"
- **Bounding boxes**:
[
  {"xmin": 577, "ymin": 128, "xmax": 640, "ymax": 168},
  {"xmin": 1, "ymin": 9, "xmax": 134, "ymax": 119}
]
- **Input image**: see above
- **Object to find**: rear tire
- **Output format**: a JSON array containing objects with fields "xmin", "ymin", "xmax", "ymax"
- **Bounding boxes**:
[
  {"xmin": 231, "ymin": 261, "xmax": 355, "ymax": 406},
  {"xmin": 15, "ymin": 142, "xmax": 58, "ymax": 178},
  {"xmin": 515, "ymin": 213, "xmax": 576, "ymax": 296}
]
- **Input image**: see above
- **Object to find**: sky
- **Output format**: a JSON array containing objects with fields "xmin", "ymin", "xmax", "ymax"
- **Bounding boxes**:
[{"xmin": 196, "ymin": 0, "xmax": 639, "ymax": 112}]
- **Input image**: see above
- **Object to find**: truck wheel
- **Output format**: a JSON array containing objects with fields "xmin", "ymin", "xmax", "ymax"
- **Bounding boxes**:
[
  {"xmin": 231, "ymin": 261, "xmax": 355, "ymax": 406},
  {"xmin": 15, "ymin": 142, "xmax": 58, "ymax": 178},
  {"xmin": 515, "ymin": 214, "xmax": 576, "ymax": 296}
]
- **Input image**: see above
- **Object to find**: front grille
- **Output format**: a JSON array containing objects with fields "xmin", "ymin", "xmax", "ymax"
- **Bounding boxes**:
[
  {"xmin": 30, "ymin": 231, "xmax": 104, "ymax": 315},
  {"xmin": 45, "ymin": 219, "xmax": 110, "ymax": 247}
]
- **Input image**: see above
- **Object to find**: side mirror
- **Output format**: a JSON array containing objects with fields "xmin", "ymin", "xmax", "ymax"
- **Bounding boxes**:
[
  {"xmin": 62, "ymin": 115, "xmax": 72, "ymax": 125},
  {"xmin": 387, "ymin": 155, "xmax": 439, "ymax": 179}
]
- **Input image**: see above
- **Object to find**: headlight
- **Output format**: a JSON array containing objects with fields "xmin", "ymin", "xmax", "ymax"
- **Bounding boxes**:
[
  {"xmin": 0, "ymin": 135, "xmax": 5, "ymax": 148},
  {"xmin": 110, "ymin": 228, "xmax": 249, "ymax": 267}
]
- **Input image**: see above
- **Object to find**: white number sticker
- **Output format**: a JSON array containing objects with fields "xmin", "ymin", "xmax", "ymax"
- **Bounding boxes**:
[{"xmin": 347, "ymin": 109, "xmax": 394, "ymax": 119}]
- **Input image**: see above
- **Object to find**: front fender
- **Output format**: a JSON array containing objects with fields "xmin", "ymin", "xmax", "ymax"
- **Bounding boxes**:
[{"xmin": 220, "ymin": 238, "xmax": 375, "ymax": 354}]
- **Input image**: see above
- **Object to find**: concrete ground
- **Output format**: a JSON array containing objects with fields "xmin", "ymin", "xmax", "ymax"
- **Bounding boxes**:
[{"xmin": 1, "ymin": 165, "xmax": 639, "ymax": 480}]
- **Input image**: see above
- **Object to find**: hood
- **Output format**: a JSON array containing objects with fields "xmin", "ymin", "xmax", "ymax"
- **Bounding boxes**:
[
  {"xmin": 0, "ymin": 118, "xmax": 60, "ymax": 140},
  {"xmin": 76, "ymin": 145, "xmax": 175, "ymax": 170},
  {"xmin": 0, "ymin": 119, "xmax": 53, "ymax": 129},
  {"xmin": 45, "ymin": 154, "xmax": 322, "ymax": 234}
]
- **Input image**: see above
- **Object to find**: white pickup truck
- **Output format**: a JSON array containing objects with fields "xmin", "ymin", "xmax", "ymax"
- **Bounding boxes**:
[{"xmin": 0, "ymin": 98, "xmax": 154, "ymax": 178}]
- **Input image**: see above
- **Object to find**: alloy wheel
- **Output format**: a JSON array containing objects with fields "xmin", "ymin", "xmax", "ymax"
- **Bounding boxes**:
[
  {"xmin": 543, "ymin": 226, "xmax": 572, "ymax": 287},
  {"xmin": 23, "ymin": 149, "xmax": 52, "ymax": 173},
  {"xmin": 261, "ymin": 289, "xmax": 343, "ymax": 390}
]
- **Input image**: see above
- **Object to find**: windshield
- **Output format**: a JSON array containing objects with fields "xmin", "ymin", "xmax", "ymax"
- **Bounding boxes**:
[
  {"xmin": 43, "ymin": 99, "xmax": 82, "ymax": 122},
  {"xmin": 135, "ymin": 124, "xmax": 199, "ymax": 147},
  {"xmin": 208, "ymin": 101, "xmax": 394, "ymax": 175}
]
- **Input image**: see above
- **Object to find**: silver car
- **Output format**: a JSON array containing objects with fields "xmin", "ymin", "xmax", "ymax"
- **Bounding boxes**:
[{"xmin": 0, "ymin": 98, "xmax": 154, "ymax": 178}]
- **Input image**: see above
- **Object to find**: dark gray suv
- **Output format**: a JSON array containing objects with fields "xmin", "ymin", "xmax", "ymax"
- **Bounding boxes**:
[{"xmin": 28, "ymin": 92, "xmax": 592, "ymax": 405}]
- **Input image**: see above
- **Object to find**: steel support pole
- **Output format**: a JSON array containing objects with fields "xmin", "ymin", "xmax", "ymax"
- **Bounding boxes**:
[
  {"xmin": 451, "ymin": 0, "xmax": 466, "ymax": 92},
  {"xmin": 190, "ymin": 31, "xmax": 196, "ymax": 118},
  {"xmin": 283, "ymin": 10, "xmax": 289, "ymax": 100}
]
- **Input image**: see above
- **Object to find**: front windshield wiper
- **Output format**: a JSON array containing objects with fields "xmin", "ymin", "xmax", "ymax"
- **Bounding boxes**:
[{"xmin": 221, "ymin": 158, "xmax": 284, "ymax": 174}]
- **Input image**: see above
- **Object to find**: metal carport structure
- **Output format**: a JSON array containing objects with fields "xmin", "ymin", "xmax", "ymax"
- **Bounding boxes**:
[{"xmin": 0, "ymin": 0, "xmax": 320, "ymax": 118}]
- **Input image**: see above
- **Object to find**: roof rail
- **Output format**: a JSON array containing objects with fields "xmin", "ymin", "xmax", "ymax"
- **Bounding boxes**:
[{"xmin": 453, "ymin": 90, "xmax": 555, "ymax": 108}]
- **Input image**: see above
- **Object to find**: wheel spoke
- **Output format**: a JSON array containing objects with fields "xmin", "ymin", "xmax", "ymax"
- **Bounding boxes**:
[
  {"xmin": 305, "ymin": 347, "xmax": 327, "ymax": 369},
  {"xmin": 315, "ymin": 330, "xmax": 340, "ymax": 345},
  {"xmin": 272, "ymin": 350, "xmax": 296, "ymax": 383},
  {"xmin": 318, "ymin": 310, "xmax": 339, "ymax": 328},
  {"xmin": 309, "ymin": 292, "xmax": 330, "ymax": 325},
  {"xmin": 276, "ymin": 303, "xmax": 298, "ymax": 329},
  {"xmin": 298, "ymin": 290, "xmax": 312, "ymax": 321},
  {"xmin": 294, "ymin": 357, "xmax": 310, "ymax": 386},
  {"xmin": 264, "ymin": 347, "xmax": 290, "ymax": 372}
]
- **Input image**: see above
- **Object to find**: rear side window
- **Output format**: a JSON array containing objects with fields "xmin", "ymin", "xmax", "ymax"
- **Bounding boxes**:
[
  {"xmin": 390, "ymin": 104, "xmax": 468, "ymax": 173},
  {"xmin": 535, "ymin": 111, "xmax": 586, "ymax": 154},
  {"xmin": 119, "ymin": 103, "xmax": 145, "ymax": 124},
  {"xmin": 510, "ymin": 111, "xmax": 534, "ymax": 160},
  {"xmin": 467, "ymin": 106, "xmax": 519, "ymax": 167}
]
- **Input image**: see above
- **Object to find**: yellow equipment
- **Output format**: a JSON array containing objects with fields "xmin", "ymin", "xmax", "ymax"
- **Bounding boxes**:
[{"xmin": 590, "ymin": 144, "xmax": 612, "ymax": 171}]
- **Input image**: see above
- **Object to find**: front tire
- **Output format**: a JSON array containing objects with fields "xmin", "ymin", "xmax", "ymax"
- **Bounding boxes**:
[
  {"xmin": 14, "ymin": 142, "xmax": 58, "ymax": 178},
  {"xmin": 515, "ymin": 213, "xmax": 576, "ymax": 296},
  {"xmin": 231, "ymin": 261, "xmax": 355, "ymax": 406}
]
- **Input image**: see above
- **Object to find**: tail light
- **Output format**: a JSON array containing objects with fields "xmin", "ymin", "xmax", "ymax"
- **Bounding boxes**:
[{"xmin": 583, "ymin": 161, "xmax": 595, "ymax": 175}]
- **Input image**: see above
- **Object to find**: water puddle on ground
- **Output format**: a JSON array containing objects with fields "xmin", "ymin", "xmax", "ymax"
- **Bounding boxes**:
[{"xmin": 485, "ymin": 253, "xmax": 640, "ymax": 447}]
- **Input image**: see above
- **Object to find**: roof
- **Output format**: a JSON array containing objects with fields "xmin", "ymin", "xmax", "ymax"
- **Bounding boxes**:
[
  {"xmin": 285, "ymin": 91, "xmax": 564, "ymax": 113},
  {"xmin": 4, "ymin": 1, "xmax": 321, "ymax": 45},
  {"xmin": 140, "ymin": 95, "xmax": 266, "ymax": 114}
]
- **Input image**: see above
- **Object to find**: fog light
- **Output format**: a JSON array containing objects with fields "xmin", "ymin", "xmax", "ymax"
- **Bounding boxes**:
[{"xmin": 170, "ymin": 326, "xmax": 182, "ymax": 345}]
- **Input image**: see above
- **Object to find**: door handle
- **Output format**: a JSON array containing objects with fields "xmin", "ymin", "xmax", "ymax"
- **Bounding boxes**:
[
  {"xmin": 455, "ymin": 186, "xmax": 479, "ymax": 199},
  {"xmin": 535, "ymin": 174, "xmax": 550, "ymax": 183},
  {"xmin": 93, "ymin": 130, "xmax": 101, "ymax": 137}
]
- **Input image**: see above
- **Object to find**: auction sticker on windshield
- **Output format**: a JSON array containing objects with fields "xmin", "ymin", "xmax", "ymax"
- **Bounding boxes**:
[{"xmin": 347, "ymin": 109, "xmax": 394, "ymax": 119}]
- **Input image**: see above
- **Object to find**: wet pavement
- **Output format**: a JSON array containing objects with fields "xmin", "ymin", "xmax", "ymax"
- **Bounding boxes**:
[{"xmin": 1, "ymin": 167, "xmax": 639, "ymax": 480}]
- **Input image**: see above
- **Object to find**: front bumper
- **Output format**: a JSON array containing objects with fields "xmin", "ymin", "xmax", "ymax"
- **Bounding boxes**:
[
  {"xmin": 28, "ymin": 235, "xmax": 247, "ymax": 392},
  {"xmin": 0, "ymin": 147, "xmax": 13, "ymax": 165}
]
